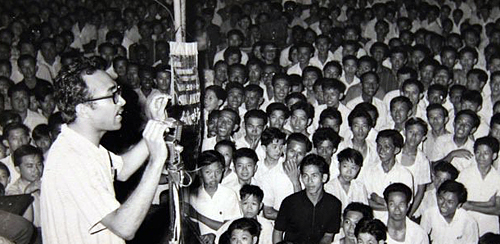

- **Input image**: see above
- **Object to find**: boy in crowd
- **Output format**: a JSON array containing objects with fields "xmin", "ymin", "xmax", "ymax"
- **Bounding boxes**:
[
  {"xmin": 223, "ymin": 218, "xmax": 262, "ymax": 244},
  {"xmin": 320, "ymin": 78, "xmax": 351, "ymax": 138},
  {"xmin": 418, "ymin": 161, "xmax": 459, "ymax": 217},
  {"xmin": 324, "ymin": 148, "xmax": 368, "ymax": 210},
  {"xmin": 222, "ymin": 148, "xmax": 259, "ymax": 194},
  {"xmin": 32, "ymin": 124, "xmax": 52, "ymax": 156},
  {"xmin": 420, "ymin": 180, "xmax": 479, "ymax": 244},
  {"xmin": 333, "ymin": 202, "xmax": 373, "ymax": 244},
  {"xmin": 188, "ymin": 150, "xmax": 242, "ymax": 237},
  {"xmin": 312, "ymin": 127, "xmax": 341, "ymax": 168},
  {"xmin": 340, "ymin": 55, "xmax": 360, "ymax": 90},
  {"xmin": 318, "ymin": 107, "xmax": 343, "ymax": 134},
  {"xmin": 202, "ymin": 108, "xmax": 240, "ymax": 151},
  {"xmin": 397, "ymin": 118, "xmax": 431, "ymax": 217},
  {"xmin": 273, "ymin": 154, "xmax": 342, "ymax": 244},
  {"xmin": 261, "ymin": 133, "xmax": 312, "ymax": 220},
  {"xmin": 287, "ymin": 42, "xmax": 314, "ymax": 76},
  {"xmin": 6, "ymin": 145, "xmax": 44, "ymax": 227},
  {"xmin": 254, "ymin": 127, "xmax": 286, "ymax": 183},
  {"xmin": 360, "ymin": 130, "xmax": 414, "ymax": 218},
  {"xmin": 289, "ymin": 101, "xmax": 314, "ymax": 137},
  {"xmin": 387, "ymin": 96, "xmax": 412, "ymax": 132},
  {"xmin": 355, "ymin": 218, "xmax": 387, "ymax": 244},
  {"xmin": 216, "ymin": 185, "xmax": 273, "ymax": 244},
  {"xmin": 430, "ymin": 109, "xmax": 479, "ymax": 171},
  {"xmin": 266, "ymin": 103, "xmax": 291, "ymax": 134},
  {"xmin": 457, "ymin": 136, "xmax": 500, "ymax": 235},
  {"xmin": 383, "ymin": 183, "xmax": 429, "ymax": 244},
  {"xmin": 235, "ymin": 110, "xmax": 267, "ymax": 159},
  {"xmin": 1, "ymin": 122, "xmax": 31, "ymax": 183},
  {"xmin": 9, "ymin": 83, "xmax": 47, "ymax": 131},
  {"xmin": 215, "ymin": 140, "xmax": 236, "ymax": 180}
]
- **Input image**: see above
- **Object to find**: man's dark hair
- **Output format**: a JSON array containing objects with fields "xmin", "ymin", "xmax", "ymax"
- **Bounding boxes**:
[
  {"xmin": 437, "ymin": 180, "xmax": 467, "ymax": 204},
  {"xmin": 383, "ymin": 183, "xmax": 412, "ymax": 204},
  {"xmin": 240, "ymin": 184, "xmax": 264, "ymax": 203},
  {"xmin": 13, "ymin": 145, "xmax": 43, "ymax": 167},
  {"xmin": 299, "ymin": 154, "xmax": 329, "ymax": 177}
]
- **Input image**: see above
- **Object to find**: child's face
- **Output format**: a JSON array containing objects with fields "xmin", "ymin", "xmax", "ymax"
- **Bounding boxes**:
[
  {"xmin": 200, "ymin": 162, "xmax": 223, "ymax": 188},
  {"xmin": 269, "ymin": 110, "xmax": 286, "ymax": 129},
  {"xmin": 228, "ymin": 68, "xmax": 246, "ymax": 84},
  {"xmin": 433, "ymin": 69, "xmax": 451, "ymax": 86},
  {"xmin": 320, "ymin": 118, "xmax": 341, "ymax": 133},
  {"xmin": 217, "ymin": 111, "xmax": 238, "ymax": 137},
  {"xmin": 245, "ymin": 117, "xmax": 265, "ymax": 140},
  {"xmin": 6, "ymin": 128, "xmax": 30, "ymax": 151},
  {"xmin": 286, "ymin": 140, "xmax": 308, "ymax": 166},
  {"xmin": 18, "ymin": 155, "xmax": 43, "ymax": 182},
  {"xmin": 466, "ymin": 74, "xmax": 483, "ymax": 91},
  {"xmin": 140, "ymin": 72, "xmax": 154, "ymax": 90},
  {"xmin": 244, "ymin": 91, "xmax": 261, "ymax": 110},
  {"xmin": 316, "ymin": 140, "xmax": 335, "ymax": 162},
  {"xmin": 454, "ymin": 114, "xmax": 476, "ymax": 139},
  {"xmin": 323, "ymin": 88, "xmax": 342, "ymax": 108},
  {"xmin": 273, "ymin": 78, "xmax": 291, "ymax": 101},
  {"xmin": 343, "ymin": 210, "xmax": 364, "ymax": 240},
  {"xmin": 441, "ymin": 51, "xmax": 456, "ymax": 68},
  {"xmin": 40, "ymin": 94, "xmax": 56, "ymax": 115},
  {"xmin": 339, "ymin": 159, "xmax": 360, "ymax": 182},
  {"xmin": 475, "ymin": 144, "xmax": 496, "ymax": 168},
  {"xmin": 204, "ymin": 90, "xmax": 220, "ymax": 112},
  {"xmin": 437, "ymin": 191, "xmax": 460, "ymax": 220},
  {"xmin": 405, "ymin": 124, "xmax": 426, "ymax": 148},
  {"xmin": 377, "ymin": 137, "xmax": 398, "ymax": 163},
  {"xmin": 215, "ymin": 64, "xmax": 228, "ymax": 82},
  {"xmin": 290, "ymin": 109, "xmax": 310, "ymax": 133},
  {"xmin": 351, "ymin": 117, "xmax": 371, "ymax": 140},
  {"xmin": 390, "ymin": 102, "xmax": 411, "ymax": 124},
  {"xmin": 240, "ymin": 195, "xmax": 262, "ymax": 218},
  {"xmin": 343, "ymin": 59, "xmax": 358, "ymax": 75},
  {"xmin": 234, "ymin": 156, "xmax": 257, "ymax": 182},
  {"xmin": 361, "ymin": 74, "xmax": 379, "ymax": 97},
  {"xmin": 297, "ymin": 47, "xmax": 312, "ymax": 65},
  {"xmin": 432, "ymin": 171, "xmax": 452, "ymax": 189},
  {"xmin": 264, "ymin": 139, "xmax": 284, "ymax": 160},
  {"xmin": 302, "ymin": 71, "xmax": 318, "ymax": 91},
  {"xmin": 427, "ymin": 109, "xmax": 447, "ymax": 132},
  {"xmin": 357, "ymin": 232, "xmax": 380, "ymax": 244},
  {"xmin": 35, "ymin": 136, "xmax": 52, "ymax": 153},
  {"xmin": 227, "ymin": 88, "xmax": 244, "ymax": 109},
  {"xmin": 402, "ymin": 84, "xmax": 421, "ymax": 106},
  {"xmin": 19, "ymin": 59, "xmax": 37, "ymax": 79},
  {"xmin": 459, "ymin": 53, "xmax": 476, "ymax": 71},
  {"xmin": 324, "ymin": 66, "xmax": 340, "ymax": 79},
  {"xmin": 230, "ymin": 229, "xmax": 256, "ymax": 244},
  {"xmin": 156, "ymin": 72, "xmax": 171, "ymax": 92}
]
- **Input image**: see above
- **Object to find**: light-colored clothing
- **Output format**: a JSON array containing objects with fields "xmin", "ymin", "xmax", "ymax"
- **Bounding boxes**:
[
  {"xmin": 420, "ymin": 206, "xmax": 479, "ymax": 244},
  {"xmin": 6, "ymin": 178, "xmax": 41, "ymax": 227},
  {"xmin": 41, "ymin": 125, "xmax": 125, "ymax": 244},
  {"xmin": 457, "ymin": 165, "xmax": 500, "ymax": 235},
  {"xmin": 260, "ymin": 163, "xmax": 300, "ymax": 211},
  {"xmin": 0, "ymin": 156, "xmax": 20, "ymax": 185},
  {"xmin": 324, "ymin": 177, "xmax": 368, "ymax": 210},
  {"xmin": 386, "ymin": 217, "xmax": 429, "ymax": 244},
  {"xmin": 23, "ymin": 110, "xmax": 48, "ymax": 132},
  {"xmin": 396, "ymin": 150, "xmax": 431, "ymax": 193},
  {"xmin": 189, "ymin": 185, "xmax": 242, "ymax": 235},
  {"xmin": 213, "ymin": 48, "xmax": 249, "ymax": 65},
  {"xmin": 429, "ymin": 134, "xmax": 475, "ymax": 171},
  {"xmin": 220, "ymin": 172, "xmax": 260, "ymax": 197}
]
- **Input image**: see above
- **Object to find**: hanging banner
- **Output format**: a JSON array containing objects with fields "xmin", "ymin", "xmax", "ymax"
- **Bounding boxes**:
[{"xmin": 169, "ymin": 42, "xmax": 201, "ymax": 125}]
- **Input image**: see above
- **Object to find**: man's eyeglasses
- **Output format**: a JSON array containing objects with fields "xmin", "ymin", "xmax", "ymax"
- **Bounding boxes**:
[{"xmin": 84, "ymin": 86, "xmax": 122, "ymax": 104}]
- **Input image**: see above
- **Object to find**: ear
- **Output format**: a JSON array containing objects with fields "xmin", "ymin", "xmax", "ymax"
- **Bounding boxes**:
[
  {"xmin": 470, "ymin": 126, "xmax": 477, "ymax": 135},
  {"xmin": 477, "ymin": 105, "xmax": 482, "ymax": 112},
  {"xmin": 253, "ymin": 164, "xmax": 258, "ymax": 174},
  {"xmin": 15, "ymin": 166, "xmax": 20, "ymax": 173},
  {"xmin": 307, "ymin": 118, "xmax": 313, "ymax": 126},
  {"xmin": 252, "ymin": 236, "xmax": 258, "ymax": 244},
  {"xmin": 474, "ymin": 58, "xmax": 478, "ymax": 65},
  {"xmin": 339, "ymin": 93, "xmax": 345, "ymax": 101},
  {"xmin": 444, "ymin": 116, "xmax": 450, "ymax": 125},
  {"xmin": 232, "ymin": 123, "xmax": 240, "ymax": 133},
  {"xmin": 493, "ymin": 153, "xmax": 498, "ymax": 161},
  {"xmin": 258, "ymin": 97, "xmax": 264, "ymax": 106},
  {"xmin": 394, "ymin": 146, "xmax": 402, "ymax": 155},
  {"xmin": 322, "ymin": 173, "xmax": 329, "ymax": 183},
  {"xmin": 332, "ymin": 147, "xmax": 337, "ymax": 154},
  {"xmin": 217, "ymin": 99, "xmax": 224, "ymax": 107},
  {"xmin": 2, "ymin": 139, "xmax": 8, "ymax": 149},
  {"xmin": 75, "ymin": 103, "xmax": 90, "ymax": 119}
]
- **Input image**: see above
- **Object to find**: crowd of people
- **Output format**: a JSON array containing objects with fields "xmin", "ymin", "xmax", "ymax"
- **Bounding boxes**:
[{"xmin": 1, "ymin": 0, "xmax": 500, "ymax": 243}]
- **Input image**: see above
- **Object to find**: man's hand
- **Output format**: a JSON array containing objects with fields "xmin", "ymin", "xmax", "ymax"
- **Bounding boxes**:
[
  {"xmin": 370, "ymin": 193, "xmax": 385, "ymax": 204},
  {"xmin": 146, "ymin": 92, "xmax": 170, "ymax": 121},
  {"xmin": 284, "ymin": 160, "xmax": 300, "ymax": 184},
  {"xmin": 449, "ymin": 149, "xmax": 473, "ymax": 160},
  {"xmin": 200, "ymin": 234, "xmax": 215, "ymax": 244},
  {"xmin": 143, "ymin": 120, "xmax": 169, "ymax": 164},
  {"xmin": 24, "ymin": 179, "xmax": 41, "ymax": 194}
]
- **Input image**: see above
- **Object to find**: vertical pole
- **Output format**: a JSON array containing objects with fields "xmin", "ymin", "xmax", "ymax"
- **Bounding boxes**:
[{"xmin": 173, "ymin": 0, "xmax": 185, "ymax": 42}]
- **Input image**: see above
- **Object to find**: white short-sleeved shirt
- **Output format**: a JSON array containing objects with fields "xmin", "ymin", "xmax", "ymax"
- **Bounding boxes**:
[
  {"xmin": 189, "ymin": 185, "xmax": 242, "ymax": 235},
  {"xmin": 41, "ymin": 125, "xmax": 125, "ymax": 244},
  {"xmin": 420, "ymin": 206, "xmax": 479, "ymax": 244},
  {"xmin": 336, "ymin": 139, "xmax": 378, "ymax": 179},
  {"xmin": 396, "ymin": 150, "xmax": 431, "ymax": 191},
  {"xmin": 386, "ymin": 218, "xmax": 429, "ymax": 244},
  {"xmin": 430, "ymin": 134, "xmax": 475, "ymax": 172},
  {"xmin": 213, "ymin": 48, "xmax": 249, "ymax": 65},
  {"xmin": 260, "ymin": 163, "xmax": 300, "ymax": 211},
  {"xmin": 24, "ymin": 109, "xmax": 48, "ymax": 132},
  {"xmin": 346, "ymin": 96, "xmax": 389, "ymax": 127},
  {"xmin": 234, "ymin": 138, "xmax": 266, "ymax": 164},
  {"xmin": 360, "ymin": 160, "xmax": 414, "ymax": 197},
  {"xmin": 286, "ymin": 63, "xmax": 305, "ymax": 76},
  {"xmin": 253, "ymin": 157, "xmax": 284, "ymax": 184},
  {"xmin": 324, "ymin": 177, "xmax": 368, "ymax": 210},
  {"xmin": 221, "ymin": 172, "xmax": 260, "ymax": 197},
  {"xmin": 457, "ymin": 165, "xmax": 500, "ymax": 235}
]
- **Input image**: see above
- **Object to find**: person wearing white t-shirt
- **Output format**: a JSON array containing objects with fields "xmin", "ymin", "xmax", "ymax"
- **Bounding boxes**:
[
  {"xmin": 383, "ymin": 183, "xmax": 428, "ymax": 244},
  {"xmin": 420, "ymin": 180, "xmax": 479, "ymax": 244}
]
